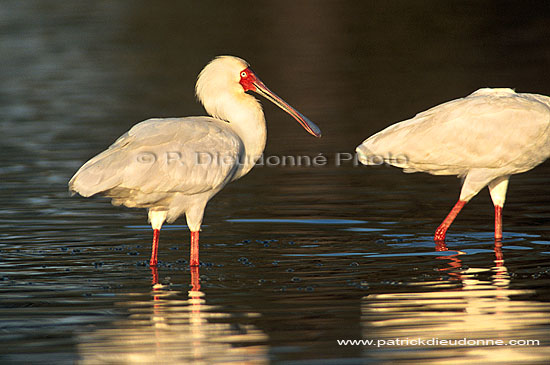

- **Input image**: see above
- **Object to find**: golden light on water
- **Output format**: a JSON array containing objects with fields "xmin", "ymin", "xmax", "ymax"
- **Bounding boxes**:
[
  {"xmin": 78, "ymin": 270, "xmax": 269, "ymax": 364},
  {"xmin": 361, "ymin": 254, "xmax": 550, "ymax": 363}
]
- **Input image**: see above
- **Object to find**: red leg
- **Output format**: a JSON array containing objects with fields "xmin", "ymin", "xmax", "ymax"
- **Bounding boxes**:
[
  {"xmin": 494, "ymin": 239, "xmax": 504, "ymax": 266},
  {"xmin": 494, "ymin": 205, "xmax": 503, "ymax": 240},
  {"xmin": 150, "ymin": 229, "xmax": 160, "ymax": 266},
  {"xmin": 150, "ymin": 266, "xmax": 159, "ymax": 285},
  {"xmin": 190, "ymin": 265, "xmax": 201, "ymax": 292},
  {"xmin": 434, "ymin": 200, "xmax": 467, "ymax": 241},
  {"xmin": 190, "ymin": 231, "xmax": 200, "ymax": 266}
]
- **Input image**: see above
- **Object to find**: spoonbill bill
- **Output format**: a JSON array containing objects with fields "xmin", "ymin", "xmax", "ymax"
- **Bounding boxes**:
[
  {"xmin": 69, "ymin": 55, "xmax": 321, "ymax": 266},
  {"xmin": 356, "ymin": 88, "xmax": 550, "ymax": 241}
]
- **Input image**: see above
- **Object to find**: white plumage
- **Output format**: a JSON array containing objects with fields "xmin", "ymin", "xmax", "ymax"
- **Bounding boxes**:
[
  {"xmin": 70, "ymin": 117, "xmax": 242, "ymax": 226},
  {"xmin": 356, "ymin": 88, "xmax": 550, "ymax": 241},
  {"xmin": 69, "ymin": 56, "xmax": 321, "ymax": 266}
]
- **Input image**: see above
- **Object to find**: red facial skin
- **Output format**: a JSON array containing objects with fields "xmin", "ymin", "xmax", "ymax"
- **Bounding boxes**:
[{"xmin": 239, "ymin": 67, "xmax": 257, "ymax": 92}]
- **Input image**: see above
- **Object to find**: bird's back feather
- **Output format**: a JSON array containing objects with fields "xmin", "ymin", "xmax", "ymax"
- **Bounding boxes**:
[
  {"xmin": 69, "ymin": 117, "xmax": 244, "ymax": 208},
  {"xmin": 357, "ymin": 88, "xmax": 550, "ymax": 176}
]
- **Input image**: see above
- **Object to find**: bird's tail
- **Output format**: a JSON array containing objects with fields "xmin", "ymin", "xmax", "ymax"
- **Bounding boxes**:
[
  {"xmin": 355, "ymin": 141, "xmax": 377, "ymax": 166},
  {"xmin": 68, "ymin": 150, "xmax": 123, "ymax": 197},
  {"xmin": 356, "ymin": 138, "xmax": 411, "ymax": 170}
]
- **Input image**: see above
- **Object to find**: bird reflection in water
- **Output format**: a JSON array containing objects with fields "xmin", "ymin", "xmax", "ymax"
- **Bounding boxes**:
[
  {"xmin": 361, "ymin": 240, "xmax": 550, "ymax": 363},
  {"xmin": 434, "ymin": 239, "xmax": 505, "ymax": 273},
  {"xmin": 78, "ymin": 265, "xmax": 268, "ymax": 363}
]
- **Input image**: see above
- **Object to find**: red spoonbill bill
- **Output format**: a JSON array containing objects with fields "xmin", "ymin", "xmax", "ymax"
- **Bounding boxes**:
[
  {"xmin": 356, "ymin": 88, "xmax": 550, "ymax": 241},
  {"xmin": 69, "ymin": 55, "xmax": 321, "ymax": 266}
]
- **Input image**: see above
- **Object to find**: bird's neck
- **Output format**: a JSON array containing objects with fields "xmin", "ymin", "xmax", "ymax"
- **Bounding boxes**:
[
  {"xmin": 232, "ymin": 109, "xmax": 267, "ymax": 178},
  {"xmin": 208, "ymin": 94, "xmax": 267, "ymax": 177}
]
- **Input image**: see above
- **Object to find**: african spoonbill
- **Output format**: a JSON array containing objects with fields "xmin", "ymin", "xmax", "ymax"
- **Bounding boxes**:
[
  {"xmin": 356, "ymin": 88, "xmax": 550, "ymax": 241},
  {"xmin": 69, "ymin": 55, "xmax": 321, "ymax": 266}
]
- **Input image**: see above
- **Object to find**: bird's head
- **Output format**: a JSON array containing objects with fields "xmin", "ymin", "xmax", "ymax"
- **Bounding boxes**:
[{"xmin": 196, "ymin": 55, "xmax": 321, "ymax": 138}]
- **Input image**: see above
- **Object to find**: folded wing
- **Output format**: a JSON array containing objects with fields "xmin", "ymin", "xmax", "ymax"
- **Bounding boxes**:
[{"xmin": 69, "ymin": 117, "xmax": 243, "ymax": 207}]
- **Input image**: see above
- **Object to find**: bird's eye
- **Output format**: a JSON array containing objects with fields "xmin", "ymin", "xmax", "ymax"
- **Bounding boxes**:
[{"xmin": 240, "ymin": 71, "xmax": 247, "ymax": 78}]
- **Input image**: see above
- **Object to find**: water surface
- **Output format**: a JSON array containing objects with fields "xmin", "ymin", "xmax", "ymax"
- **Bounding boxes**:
[{"xmin": 1, "ymin": 1, "xmax": 550, "ymax": 363}]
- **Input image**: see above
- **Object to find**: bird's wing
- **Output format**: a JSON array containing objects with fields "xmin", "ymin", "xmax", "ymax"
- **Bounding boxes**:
[
  {"xmin": 357, "ymin": 89, "xmax": 550, "ymax": 174},
  {"xmin": 69, "ymin": 117, "xmax": 243, "ymax": 197}
]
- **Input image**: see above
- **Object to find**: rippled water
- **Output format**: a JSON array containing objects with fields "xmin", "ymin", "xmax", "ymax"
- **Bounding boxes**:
[{"xmin": 2, "ymin": 1, "xmax": 550, "ymax": 364}]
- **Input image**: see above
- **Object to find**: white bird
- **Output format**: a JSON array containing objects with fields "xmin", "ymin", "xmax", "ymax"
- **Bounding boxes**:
[
  {"xmin": 69, "ymin": 55, "xmax": 321, "ymax": 266},
  {"xmin": 356, "ymin": 88, "xmax": 550, "ymax": 241}
]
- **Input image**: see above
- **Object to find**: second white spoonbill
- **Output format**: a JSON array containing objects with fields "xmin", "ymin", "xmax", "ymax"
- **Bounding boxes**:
[{"xmin": 356, "ymin": 88, "xmax": 550, "ymax": 241}]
